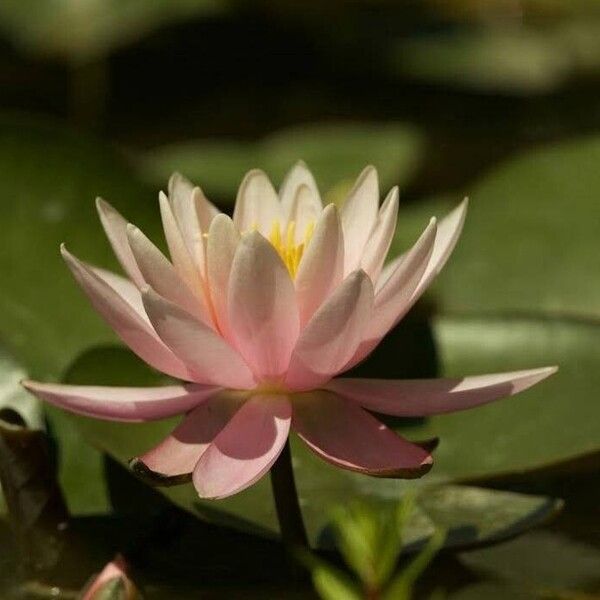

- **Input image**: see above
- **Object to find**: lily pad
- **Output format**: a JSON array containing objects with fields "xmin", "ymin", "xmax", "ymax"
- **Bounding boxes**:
[
  {"xmin": 393, "ymin": 315, "xmax": 600, "ymax": 481},
  {"xmin": 0, "ymin": 0, "xmax": 225, "ymax": 64},
  {"xmin": 391, "ymin": 135, "xmax": 600, "ymax": 319},
  {"xmin": 0, "ymin": 113, "xmax": 160, "ymax": 379},
  {"xmin": 51, "ymin": 346, "xmax": 561, "ymax": 549},
  {"xmin": 459, "ymin": 531, "xmax": 600, "ymax": 596},
  {"xmin": 141, "ymin": 122, "xmax": 424, "ymax": 202}
]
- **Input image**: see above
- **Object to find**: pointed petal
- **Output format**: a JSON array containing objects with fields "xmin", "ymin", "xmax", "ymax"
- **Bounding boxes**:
[
  {"xmin": 142, "ymin": 287, "xmax": 255, "ymax": 389},
  {"xmin": 193, "ymin": 395, "xmax": 291, "ymax": 499},
  {"xmin": 286, "ymin": 184, "xmax": 322, "ymax": 243},
  {"xmin": 233, "ymin": 169, "xmax": 280, "ymax": 235},
  {"xmin": 159, "ymin": 190, "xmax": 207, "ymax": 289},
  {"xmin": 192, "ymin": 186, "xmax": 220, "ymax": 231},
  {"xmin": 292, "ymin": 391, "xmax": 432, "ymax": 478},
  {"xmin": 95, "ymin": 198, "xmax": 145, "ymax": 288},
  {"xmin": 361, "ymin": 187, "xmax": 399, "ymax": 282},
  {"xmin": 134, "ymin": 392, "xmax": 242, "ymax": 479},
  {"xmin": 127, "ymin": 224, "xmax": 209, "ymax": 323},
  {"xmin": 285, "ymin": 270, "xmax": 373, "ymax": 391},
  {"xmin": 206, "ymin": 214, "xmax": 240, "ymax": 339},
  {"xmin": 22, "ymin": 381, "xmax": 216, "ymax": 422},
  {"xmin": 61, "ymin": 246, "xmax": 192, "ymax": 380},
  {"xmin": 280, "ymin": 160, "xmax": 321, "ymax": 217},
  {"xmin": 295, "ymin": 204, "xmax": 344, "ymax": 325},
  {"xmin": 345, "ymin": 219, "xmax": 437, "ymax": 370},
  {"xmin": 90, "ymin": 267, "xmax": 147, "ymax": 322},
  {"xmin": 327, "ymin": 367, "xmax": 558, "ymax": 417},
  {"xmin": 341, "ymin": 166, "xmax": 379, "ymax": 275},
  {"xmin": 228, "ymin": 231, "xmax": 299, "ymax": 381}
]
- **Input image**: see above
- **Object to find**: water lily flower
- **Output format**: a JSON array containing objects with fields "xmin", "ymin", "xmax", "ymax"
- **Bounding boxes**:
[
  {"xmin": 23, "ymin": 164, "xmax": 556, "ymax": 500},
  {"xmin": 80, "ymin": 554, "xmax": 139, "ymax": 600}
]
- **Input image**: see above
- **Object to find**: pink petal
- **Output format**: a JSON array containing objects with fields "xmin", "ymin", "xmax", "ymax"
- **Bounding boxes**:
[
  {"xmin": 22, "ymin": 380, "xmax": 216, "ymax": 422},
  {"xmin": 61, "ymin": 246, "xmax": 192, "ymax": 380},
  {"xmin": 193, "ymin": 394, "xmax": 291, "ymax": 499},
  {"xmin": 228, "ymin": 232, "xmax": 299, "ymax": 381},
  {"xmin": 90, "ymin": 267, "xmax": 148, "ymax": 322},
  {"xmin": 158, "ymin": 191, "xmax": 208, "ymax": 291},
  {"xmin": 295, "ymin": 203, "xmax": 344, "ymax": 326},
  {"xmin": 169, "ymin": 172, "xmax": 220, "ymax": 232},
  {"xmin": 206, "ymin": 214, "xmax": 240, "ymax": 339},
  {"xmin": 361, "ymin": 187, "xmax": 399, "ymax": 282},
  {"xmin": 81, "ymin": 555, "xmax": 135, "ymax": 600},
  {"xmin": 232, "ymin": 169, "xmax": 280, "ymax": 235},
  {"xmin": 341, "ymin": 166, "xmax": 379, "ymax": 275},
  {"xmin": 127, "ymin": 224, "xmax": 210, "ymax": 324},
  {"xmin": 286, "ymin": 184, "xmax": 322, "ymax": 243},
  {"xmin": 142, "ymin": 286, "xmax": 255, "ymax": 389},
  {"xmin": 279, "ymin": 160, "xmax": 320, "ymax": 218},
  {"xmin": 167, "ymin": 176, "xmax": 205, "ymax": 273},
  {"xmin": 292, "ymin": 391, "xmax": 432, "ymax": 477},
  {"xmin": 345, "ymin": 219, "xmax": 437, "ymax": 370},
  {"xmin": 285, "ymin": 270, "xmax": 373, "ymax": 391},
  {"xmin": 326, "ymin": 366, "xmax": 558, "ymax": 417},
  {"xmin": 134, "ymin": 392, "xmax": 242, "ymax": 478},
  {"xmin": 95, "ymin": 198, "xmax": 145, "ymax": 288}
]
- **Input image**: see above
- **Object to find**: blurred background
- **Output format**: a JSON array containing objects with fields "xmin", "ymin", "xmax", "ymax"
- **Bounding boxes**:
[{"xmin": 0, "ymin": 1, "xmax": 599, "ymax": 598}]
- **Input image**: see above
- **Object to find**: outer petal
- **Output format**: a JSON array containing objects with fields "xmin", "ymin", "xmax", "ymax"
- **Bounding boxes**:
[
  {"xmin": 133, "ymin": 392, "xmax": 243, "ymax": 480},
  {"xmin": 361, "ymin": 187, "xmax": 399, "ymax": 282},
  {"xmin": 341, "ymin": 166, "xmax": 379, "ymax": 275},
  {"xmin": 90, "ymin": 267, "xmax": 148, "ymax": 323},
  {"xmin": 286, "ymin": 184, "xmax": 322, "ymax": 243},
  {"xmin": 279, "ymin": 160, "xmax": 320, "ymax": 217},
  {"xmin": 95, "ymin": 198, "xmax": 145, "ymax": 288},
  {"xmin": 127, "ymin": 224, "xmax": 209, "ymax": 323},
  {"xmin": 61, "ymin": 246, "xmax": 192, "ymax": 380},
  {"xmin": 142, "ymin": 287, "xmax": 255, "ymax": 389},
  {"xmin": 292, "ymin": 391, "xmax": 432, "ymax": 478},
  {"xmin": 21, "ymin": 381, "xmax": 216, "ymax": 422},
  {"xmin": 345, "ymin": 219, "xmax": 437, "ymax": 370},
  {"xmin": 295, "ymin": 203, "xmax": 344, "ymax": 326},
  {"xmin": 193, "ymin": 394, "xmax": 291, "ymax": 499},
  {"xmin": 326, "ymin": 367, "xmax": 558, "ymax": 417},
  {"xmin": 206, "ymin": 214, "xmax": 240, "ymax": 339},
  {"xmin": 285, "ymin": 270, "xmax": 373, "ymax": 391},
  {"xmin": 228, "ymin": 232, "xmax": 299, "ymax": 381},
  {"xmin": 232, "ymin": 169, "xmax": 280, "ymax": 235}
]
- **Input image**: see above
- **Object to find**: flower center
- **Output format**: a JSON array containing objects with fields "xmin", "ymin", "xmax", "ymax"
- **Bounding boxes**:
[{"xmin": 268, "ymin": 220, "xmax": 314, "ymax": 278}]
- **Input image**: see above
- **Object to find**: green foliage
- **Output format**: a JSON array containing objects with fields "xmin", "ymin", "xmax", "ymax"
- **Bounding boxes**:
[
  {"xmin": 0, "ymin": 0, "xmax": 225, "ymax": 64},
  {"xmin": 0, "ymin": 114, "xmax": 156, "ymax": 379},
  {"xmin": 305, "ymin": 496, "xmax": 445, "ymax": 600},
  {"xmin": 141, "ymin": 122, "xmax": 424, "ymax": 202}
]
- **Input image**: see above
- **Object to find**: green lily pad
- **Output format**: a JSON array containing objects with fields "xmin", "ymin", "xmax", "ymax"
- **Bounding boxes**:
[
  {"xmin": 141, "ymin": 122, "xmax": 424, "ymax": 202},
  {"xmin": 459, "ymin": 531, "xmax": 600, "ymax": 596},
  {"xmin": 391, "ymin": 135, "xmax": 600, "ymax": 319},
  {"xmin": 50, "ymin": 346, "xmax": 561, "ymax": 549},
  {"xmin": 0, "ymin": 0, "xmax": 225, "ymax": 64},
  {"xmin": 0, "ymin": 113, "xmax": 162, "ymax": 379},
  {"xmin": 0, "ymin": 344, "xmax": 42, "ymax": 431},
  {"xmin": 393, "ymin": 315, "xmax": 600, "ymax": 481}
]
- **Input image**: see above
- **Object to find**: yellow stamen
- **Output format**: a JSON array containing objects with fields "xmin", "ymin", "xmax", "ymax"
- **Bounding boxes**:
[{"xmin": 268, "ymin": 220, "xmax": 314, "ymax": 278}]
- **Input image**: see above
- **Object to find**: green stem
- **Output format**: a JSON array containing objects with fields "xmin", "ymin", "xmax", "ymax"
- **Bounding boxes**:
[{"xmin": 270, "ymin": 439, "xmax": 308, "ymax": 551}]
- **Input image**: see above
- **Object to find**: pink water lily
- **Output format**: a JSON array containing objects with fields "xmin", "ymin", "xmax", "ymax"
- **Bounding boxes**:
[{"xmin": 23, "ymin": 164, "xmax": 556, "ymax": 499}]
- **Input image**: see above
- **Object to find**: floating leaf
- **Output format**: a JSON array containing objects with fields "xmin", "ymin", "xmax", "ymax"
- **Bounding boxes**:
[
  {"xmin": 51, "ymin": 346, "xmax": 561, "ymax": 549},
  {"xmin": 0, "ymin": 113, "xmax": 158, "ymax": 379},
  {"xmin": 391, "ymin": 136, "xmax": 600, "ymax": 319},
  {"xmin": 391, "ymin": 315, "xmax": 600, "ymax": 480},
  {"xmin": 0, "ymin": 0, "xmax": 225, "ymax": 64},
  {"xmin": 141, "ymin": 122, "xmax": 424, "ymax": 201}
]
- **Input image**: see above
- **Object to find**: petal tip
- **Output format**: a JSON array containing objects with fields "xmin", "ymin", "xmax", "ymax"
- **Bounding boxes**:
[{"xmin": 129, "ymin": 457, "xmax": 192, "ymax": 487}]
